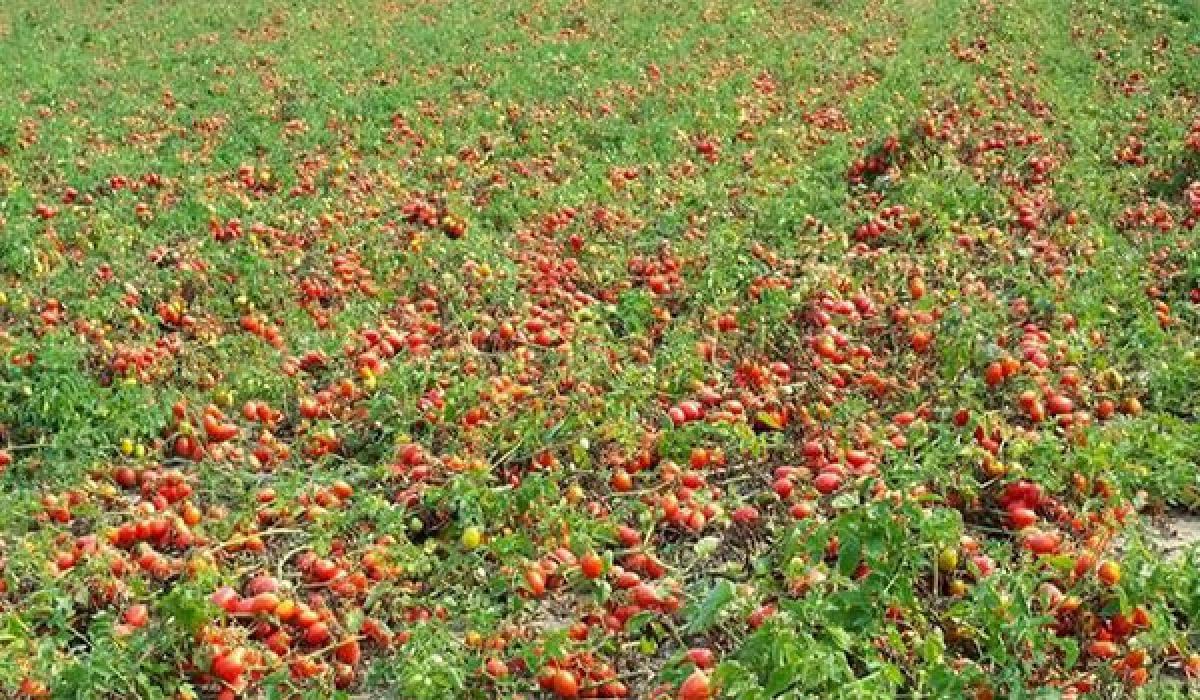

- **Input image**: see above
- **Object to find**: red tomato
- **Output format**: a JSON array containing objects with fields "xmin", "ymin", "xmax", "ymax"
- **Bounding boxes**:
[
  {"xmin": 686, "ymin": 647, "xmax": 715, "ymax": 668},
  {"xmin": 552, "ymin": 669, "xmax": 579, "ymax": 698},
  {"xmin": 678, "ymin": 669, "xmax": 711, "ymax": 700},
  {"xmin": 211, "ymin": 650, "xmax": 246, "ymax": 684},
  {"xmin": 484, "ymin": 657, "xmax": 508, "ymax": 678},
  {"xmin": 334, "ymin": 638, "xmax": 361, "ymax": 665},
  {"xmin": 580, "ymin": 552, "xmax": 604, "ymax": 580},
  {"xmin": 814, "ymin": 472, "xmax": 842, "ymax": 495},
  {"xmin": 1087, "ymin": 640, "xmax": 1119, "ymax": 659},
  {"xmin": 1024, "ymin": 531, "xmax": 1060, "ymax": 555},
  {"xmin": 1006, "ymin": 506, "xmax": 1038, "ymax": 529},
  {"xmin": 123, "ymin": 604, "xmax": 149, "ymax": 628}
]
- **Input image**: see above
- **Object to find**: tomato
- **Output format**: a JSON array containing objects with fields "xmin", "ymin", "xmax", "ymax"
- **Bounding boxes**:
[
  {"xmin": 552, "ymin": 669, "xmax": 579, "ymax": 698},
  {"xmin": 984, "ymin": 362, "xmax": 1005, "ymax": 387},
  {"xmin": 461, "ymin": 526, "xmax": 484, "ymax": 550},
  {"xmin": 1097, "ymin": 560, "xmax": 1121, "ymax": 586},
  {"xmin": 580, "ymin": 552, "xmax": 604, "ymax": 579},
  {"xmin": 631, "ymin": 582, "xmax": 659, "ymax": 607},
  {"xmin": 1006, "ymin": 506, "xmax": 1038, "ymax": 529},
  {"xmin": 615, "ymin": 570, "xmax": 641, "ymax": 589},
  {"xmin": 1130, "ymin": 605, "xmax": 1151, "ymax": 629},
  {"xmin": 212, "ymin": 649, "xmax": 246, "ymax": 684},
  {"xmin": 747, "ymin": 604, "xmax": 775, "ymax": 629},
  {"xmin": 304, "ymin": 621, "xmax": 331, "ymax": 646},
  {"xmin": 251, "ymin": 592, "xmax": 280, "ymax": 614},
  {"xmin": 203, "ymin": 413, "xmax": 239, "ymax": 442},
  {"xmin": 334, "ymin": 638, "xmax": 361, "ymax": 665},
  {"xmin": 1023, "ymin": 531, "xmax": 1060, "ymax": 555},
  {"xmin": 113, "ymin": 466, "xmax": 137, "ymax": 488},
  {"xmin": 731, "ymin": 504, "xmax": 759, "ymax": 525},
  {"xmin": 484, "ymin": 657, "xmax": 508, "ymax": 678},
  {"xmin": 1125, "ymin": 667, "xmax": 1148, "ymax": 687},
  {"xmin": 211, "ymin": 586, "xmax": 240, "ymax": 612},
  {"xmin": 678, "ymin": 669, "xmax": 711, "ymax": 700},
  {"xmin": 814, "ymin": 472, "xmax": 842, "ymax": 495},
  {"xmin": 1046, "ymin": 394, "xmax": 1074, "ymax": 416},
  {"xmin": 123, "ymin": 604, "xmax": 149, "ymax": 628},
  {"xmin": 524, "ymin": 568, "xmax": 547, "ymax": 597},
  {"xmin": 331, "ymin": 480, "xmax": 353, "ymax": 499},
  {"xmin": 312, "ymin": 559, "xmax": 340, "ymax": 582},
  {"xmin": 617, "ymin": 525, "xmax": 641, "ymax": 547},
  {"xmin": 1123, "ymin": 649, "xmax": 1147, "ymax": 669},
  {"xmin": 686, "ymin": 648, "xmax": 715, "ymax": 669}
]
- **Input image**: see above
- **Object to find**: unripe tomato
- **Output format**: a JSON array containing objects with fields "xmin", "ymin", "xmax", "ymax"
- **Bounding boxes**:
[{"xmin": 461, "ymin": 526, "xmax": 484, "ymax": 550}]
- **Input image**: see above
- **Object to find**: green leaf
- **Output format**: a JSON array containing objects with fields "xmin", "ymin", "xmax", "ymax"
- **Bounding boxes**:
[
  {"xmin": 158, "ymin": 586, "xmax": 214, "ymax": 636},
  {"xmin": 920, "ymin": 629, "xmax": 945, "ymax": 664},
  {"xmin": 685, "ymin": 578, "xmax": 736, "ymax": 634},
  {"xmin": 837, "ymin": 533, "xmax": 862, "ymax": 577},
  {"xmin": 1058, "ymin": 637, "xmax": 1080, "ymax": 668}
]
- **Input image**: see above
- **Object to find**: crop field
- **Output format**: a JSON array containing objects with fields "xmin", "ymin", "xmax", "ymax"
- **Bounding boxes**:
[{"xmin": 1, "ymin": 0, "xmax": 1200, "ymax": 697}]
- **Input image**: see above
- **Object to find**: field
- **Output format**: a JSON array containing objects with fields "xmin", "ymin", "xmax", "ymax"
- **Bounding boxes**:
[{"xmin": 1, "ymin": 0, "xmax": 1200, "ymax": 697}]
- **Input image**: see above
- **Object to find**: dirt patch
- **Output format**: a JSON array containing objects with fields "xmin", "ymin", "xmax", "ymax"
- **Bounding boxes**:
[{"xmin": 1151, "ymin": 513, "xmax": 1200, "ymax": 559}]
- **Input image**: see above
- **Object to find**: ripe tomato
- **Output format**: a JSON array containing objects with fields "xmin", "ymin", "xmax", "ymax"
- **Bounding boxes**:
[
  {"xmin": 552, "ymin": 669, "xmax": 579, "ymax": 698},
  {"xmin": 1097, "ymin": 560, "xmax": 1121, "ymax": 586},
  {"xmin": 331, "ymin": 480, "xmax": 353, "ymax": 499},
  {"xmin": 312, "ymin": 558, "xmax": 340, "ymax": 582},
  {"xmin": 731, "ymin": 505, "xmax": 759, "ymax": 525},
  {"xmin": 686, "ymin": 647, "xmax": 715, "ymax": 668},
  {"xmin": 211, "ymin": 649, "xmax": 246, "ymax": 684},
  {"xmin": 1006, "ymin": 506, "xmax": 1038, "ymax": 529},
  {"xmin": 123, "ymin": 604, "xmax": 149, "ymax": 628},
  {"xmin": 211, "ymin": 586, "xmax": 239, "ymax": 612},
  {"xmin": 334, "ymin": 638, "xmax": 361, "ymax": 665},
  {"xmin": 304, "ymin": 621, "xmax": 331, "ymax": 646},
  {"xmin": 524, "ymin": 567, "xmax": 547, "ymax": 597},
  {"xmin": 814, "ymin": 472, "xmax": 842, "ymax": 495},
  {"xmin": 631, "ymin": 582, "xmax": 659, "ymax": 607},
  {"xmin": 484, "ymin": 657, "xmax": 508, "ymax": 678},
  {"xmin": 1046, "ymin": 394, "xmax": 1074, "ymax": 416},
  {"xmin": 678, "ymin": 669, "xmax": 711, "ymax": 700},
  {"xmin": 1024, "ymin": 530, "xmax": 1060, "ymax": 555},
  {"xmin": 580, "ymin": 552, "xmax": 604, "ymax": 579},
  {"xmin": 617, "ymin": 525, "xmax": 641, "ymax": 547}
]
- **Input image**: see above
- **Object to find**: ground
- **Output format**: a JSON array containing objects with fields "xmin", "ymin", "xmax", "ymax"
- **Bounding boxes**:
[{"xmin": 1, "ymin": 0, "xmax": 1199, "ymax": 698}]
